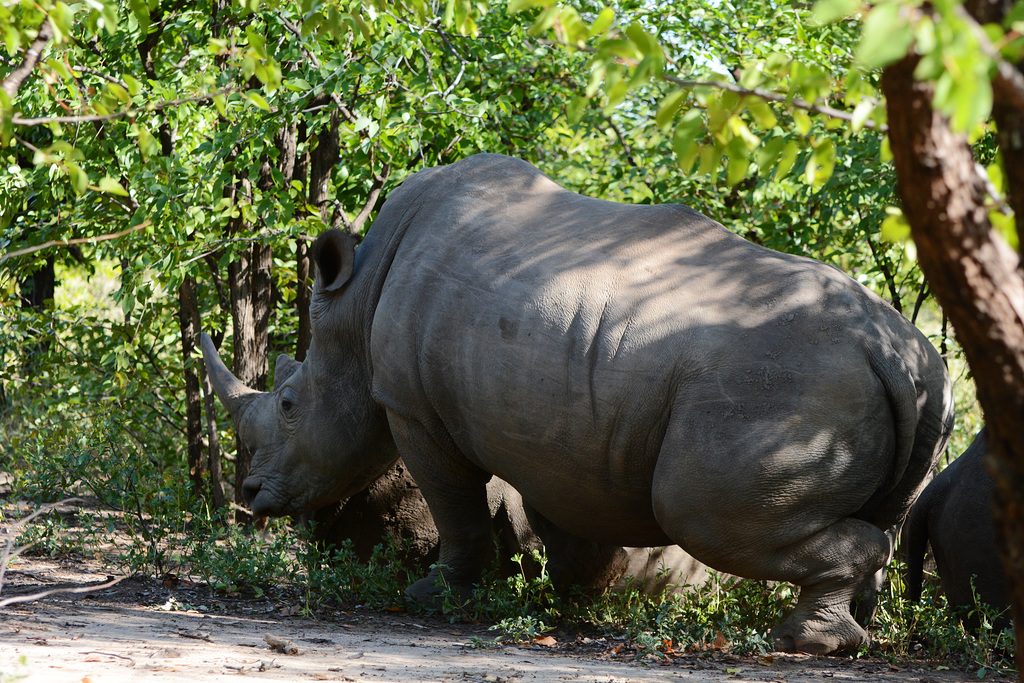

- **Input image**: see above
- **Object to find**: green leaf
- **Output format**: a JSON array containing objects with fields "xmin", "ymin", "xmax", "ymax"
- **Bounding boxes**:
[
  {"xmin": 990, "ymin": 211, "xmax": 1019, "ymax": 250},
  {"xmin": 811, "ymin": 0, "xmax": 861, "ymax": 25},
  {"xmin": 129, "ymin": 0, "xmax": 150, "ymax": 34},
  {"xmin": 98, "ymin": 176, "xmax": 129, "ymax": 196},
  {"xmin": 507, "ymin": 0, "xmax": 551, "ymax": 13},
  {"xmin": 246, "ymin": 91, "xmax": 272, "ymax": 112},
  {"xmin": 672, "ymin": 109, "xmax": 704, "ymax": 173},
  {"xmin": 725, "ymin": 136, "xmax": 750, "ymax": 186},
  {"xmin": 748, "ymin": 101, "xmax": 777, "ymax": 130},
  {"xmin": 856, "ymin": 3, "xmax": 914, "ymax": 68},
  {"xmin": 755, "ymin": 136, "xmax": 786, "ymax": 171},
  {"xmin": 805, "ymin": 138, "xmax": 835, "ymax": 188},
  {"xmin": 793, "ymin": 110, "xmax": 812, "ymax": 136},
  {"xmin": 850, "ymin": 99, "xmax": 874, "ymax": 132},
  {"xmin": 4, "ymin": 25, "xmax": 21, "ymax": 57},
  {"xmin": 566, "ymin": 95, "xmax": 588, "ymax": 124},
  {"xmin": 655, "ymin": 90, "xmax": 686, "ymax": 130},
  {"xmin": 625, "ymin": 22, "xmax": 658, "ymax": 57},
  {"xmin": 775, "ymin": 140, "xmax": 799, "ymax": 181},
  {"xmin": 590, "ymin": 7, "xmax": 614, "ymax": 36},
  {"xmin": 135, "ymin": 123, "xmax": 159, "ymax": 159},
  {"xmin": 106, "ymin": 82, "xmax": 130, "ymax": 103},
  {"xmin": 65, "ymin": 161, "xmax": 88, "ymax": 195},
  {"xmin": 880, "ymin": 207, "xmax": 911, "ymax": 242},
  {"xmin": 123, "ymin": 74, "xmax": 142, "ymax": 97},
  {"xmin": 246, "ymin": 27, "xmax": 266, "ymax": 58}
]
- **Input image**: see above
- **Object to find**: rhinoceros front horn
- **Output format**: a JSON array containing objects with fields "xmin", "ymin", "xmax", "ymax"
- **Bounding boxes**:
[{"xmin": 200, "ymin": 332, "xmax": 259, "ymax": 419}]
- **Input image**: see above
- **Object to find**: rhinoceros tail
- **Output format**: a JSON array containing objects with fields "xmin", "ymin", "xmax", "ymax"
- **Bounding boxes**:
[
  {"xmin": 869, "ymin": 349, "xmax": 920, "ymax": 494},
  {"xmin": 859, "ymin": 345, "xmax": 951, "ymax": 533}
]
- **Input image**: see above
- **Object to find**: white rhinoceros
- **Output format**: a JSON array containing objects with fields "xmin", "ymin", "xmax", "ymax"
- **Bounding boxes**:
[{"xmin": 203, "ymin": 153, "xmax": 954, "ymax": 654}]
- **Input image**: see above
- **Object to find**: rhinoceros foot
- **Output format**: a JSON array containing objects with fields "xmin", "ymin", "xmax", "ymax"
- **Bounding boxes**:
[
  {"xmin": 404, "ymin": 571, "xmax": 475, "ymax": 610},
  {"xmin": 769, "ymin": 608, "xmax": 869, "ymax": 655}
]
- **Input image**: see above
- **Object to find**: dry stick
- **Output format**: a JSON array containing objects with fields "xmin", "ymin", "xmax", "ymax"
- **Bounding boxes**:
[
  {"xmin": 0, "ymin": 498, "xmax": 83, "ymax": 591},
  {"xmin": 0, "ymin": 498, "xmax": 126, "ymax": 609},
  {"xmin": 0, "ymin": 577, "xmax": 125, "ymax": 609},
  {"xmin": 0, "ymin": 221, "xmax": 152, "ymax": 261}
]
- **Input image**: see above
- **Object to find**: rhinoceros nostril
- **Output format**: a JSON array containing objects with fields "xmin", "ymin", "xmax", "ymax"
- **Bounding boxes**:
[{"xmin": 242, "ymin": 478, "xmax": 263, "ymax": 505}]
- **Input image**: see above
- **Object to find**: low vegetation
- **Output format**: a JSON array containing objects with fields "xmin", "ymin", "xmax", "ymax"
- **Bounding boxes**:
[{"xmin": 1, "ymin": 416, "xmax": 1013, "ymax": 678}]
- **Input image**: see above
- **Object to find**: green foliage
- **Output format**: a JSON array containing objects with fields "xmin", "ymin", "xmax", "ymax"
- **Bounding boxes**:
[{"xmin": 872, "ymin": 563, "xmax": 1015, "ymax": 676}]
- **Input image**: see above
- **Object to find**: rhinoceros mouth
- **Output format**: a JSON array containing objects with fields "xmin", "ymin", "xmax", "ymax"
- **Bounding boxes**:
[{"xmin": 242, "ymin": 476, "xmax": 285, "ymax": 516}]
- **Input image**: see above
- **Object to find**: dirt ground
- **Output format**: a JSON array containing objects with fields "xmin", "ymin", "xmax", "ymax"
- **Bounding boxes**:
[{"xmin": 1, "ymin": 550, "xmax": 997, "ymax": 683}]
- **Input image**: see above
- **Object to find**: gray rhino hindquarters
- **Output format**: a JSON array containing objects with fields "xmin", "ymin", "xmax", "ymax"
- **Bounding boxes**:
[
  {"xmin": 904, "ymin": 429, "xmax": 1010, "ymax": 630},
  {"xmin": 202, "ymin": 153, "xmax": 955, "ymax": 656}
]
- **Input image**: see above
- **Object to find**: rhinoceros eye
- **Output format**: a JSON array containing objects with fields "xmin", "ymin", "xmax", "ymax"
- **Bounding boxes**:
[{"xmin": 280, "ymin": 389, "xmax": 297, "ymax": 414}]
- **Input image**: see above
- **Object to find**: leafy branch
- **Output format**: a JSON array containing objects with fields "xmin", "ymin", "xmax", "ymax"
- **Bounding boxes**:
[{"xmin": 9, "ymin": 88, "xmax": 239, "ymax": 126}]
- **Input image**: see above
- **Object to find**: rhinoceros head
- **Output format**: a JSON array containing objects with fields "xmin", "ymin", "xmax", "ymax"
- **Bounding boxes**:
[{"xmin": 201, "ymin": 230, "xmax": 399, "ymax": 517}]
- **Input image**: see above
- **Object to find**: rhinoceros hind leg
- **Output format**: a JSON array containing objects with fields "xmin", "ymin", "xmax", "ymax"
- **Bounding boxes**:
[
  {"xmin": 386, "ymin": 410, "xmax": 493, "ymax": 607},
  {"xmin": 767, "ymin": 518, "xmax": 889, "ymax": 654}
]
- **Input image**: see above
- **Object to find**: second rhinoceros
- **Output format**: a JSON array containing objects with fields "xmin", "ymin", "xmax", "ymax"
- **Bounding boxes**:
[
  {"xmin": 904, "ymin": 429, "xmax": 1011, "ymax": 629},
  {"xmin": 203, "ymin": 153, "xmax": 953, "ymax": 654}
]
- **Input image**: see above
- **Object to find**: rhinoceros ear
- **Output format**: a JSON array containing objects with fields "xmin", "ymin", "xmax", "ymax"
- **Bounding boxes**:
[
  {"xmin": 312, "ymin": 229, "xmax": 357, "ymax": 292},
  {"xmin": 273, "ymin": 353, "xmax": 301, "ymax": 390}
]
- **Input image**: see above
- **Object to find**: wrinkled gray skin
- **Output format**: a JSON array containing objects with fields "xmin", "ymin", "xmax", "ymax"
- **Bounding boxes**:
[
  {"xmin": 302, "ymin": 459, "xmax": 711, "ymax": 594},
  {"xmin": 904, "ymin": 429, "xmax": 1010, "ymax": 629},
  {"xmin": 203, "ymin": 154, "xmax": 954, "ymax": 655}
]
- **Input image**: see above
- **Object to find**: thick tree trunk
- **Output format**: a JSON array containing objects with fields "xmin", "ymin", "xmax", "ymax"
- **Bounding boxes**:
[
  {"xmin": 226, "ymin": 229, "xmax": 272, "ymax": 524},
  {"xmin": 177, "ymin": 276, "xmax": 206, "ymax": 498},
  {"xmin": 882, "ymin": 53, "xmax": 1024, "ymax": 669}
]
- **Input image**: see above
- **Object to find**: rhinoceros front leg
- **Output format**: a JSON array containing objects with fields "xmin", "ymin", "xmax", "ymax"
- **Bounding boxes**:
[{"xmin": 385, "ymin": 410, "xmax": 494, "ymax": 606}]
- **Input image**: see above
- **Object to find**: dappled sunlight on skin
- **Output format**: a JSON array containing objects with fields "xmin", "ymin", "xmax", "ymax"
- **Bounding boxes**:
[{"xmin": 204, "ymin": 153, "xmax": 952, "ymax": 656}]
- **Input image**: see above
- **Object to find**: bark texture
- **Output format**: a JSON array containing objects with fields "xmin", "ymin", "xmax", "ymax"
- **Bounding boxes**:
[
  {"xmin": 178, "ymin": 276, "xmax": 206, "ymax": 498},
  {"xmin": 882, "ymin": 47, "xmax": 1024, "ymax": 668}
]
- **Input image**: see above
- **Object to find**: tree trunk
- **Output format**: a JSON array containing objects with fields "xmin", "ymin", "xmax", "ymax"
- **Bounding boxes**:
[
  {"xmin": 226, "ymin": 221, "xmax": 272, "ymax": 524},
  {"xmin": 177, "ymin": 276, "xmax": 206, "ymax": 498},
  {"xmin": 18, "ymin": 255, "xmax": 56, "ymax": 373},
  {"xmin": 882, "ymin": 52, "xmax": 1024, "ymax": 671}
]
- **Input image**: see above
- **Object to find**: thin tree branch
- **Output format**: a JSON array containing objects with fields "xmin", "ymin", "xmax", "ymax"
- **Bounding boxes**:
[
  {"xmin": 1, "ymin": 221, "xmax": 152, "ymax": 262},
  {"xmin": 534, "ymin": 37, "xmax": 887, "ymax": 132},
  {"xmin": 10, "ymin": 89, "xmax": 237, "ymax": 126},
  {"xmin": 349, "ymin": 162, "xmax": 392, "ymax": 235},
  {"xmin": 2, "ymin": 19, "xmax": 54, "ymax": 99}
]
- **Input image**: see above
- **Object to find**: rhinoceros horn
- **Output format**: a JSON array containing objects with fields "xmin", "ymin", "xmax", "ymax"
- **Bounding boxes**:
[{"xmin": 200, "ymin": 332, "xmax": 259, "ymax": 420}]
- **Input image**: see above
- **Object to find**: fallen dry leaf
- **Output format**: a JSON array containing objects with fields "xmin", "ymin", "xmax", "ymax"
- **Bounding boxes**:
[
  {"xmin": 757, "ymin": 654, "xmax": 774, "ymax": 666},
  {"xmin": 533, "ymin": 635, "xmax": 557, "ymax": 647}
]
